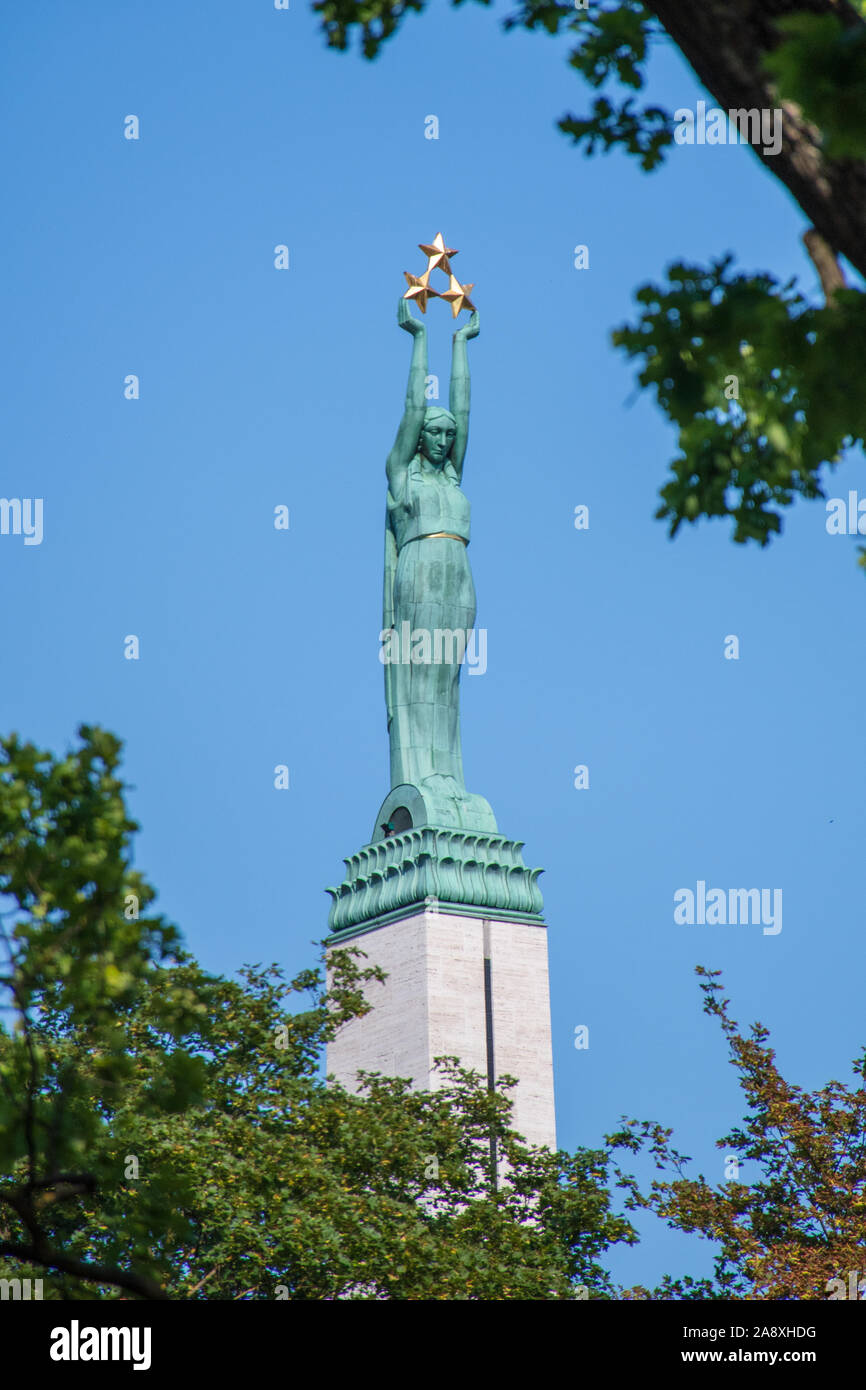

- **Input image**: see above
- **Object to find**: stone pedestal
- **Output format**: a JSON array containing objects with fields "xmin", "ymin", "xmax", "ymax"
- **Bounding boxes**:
[{"xmin": 326, "ymin": 896, "xmax": 556, "ymax": 1150}]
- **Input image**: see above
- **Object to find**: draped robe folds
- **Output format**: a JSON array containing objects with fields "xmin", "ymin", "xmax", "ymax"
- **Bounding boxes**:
[{"xmin": 383, "ymin": 454, "xmax": 474, "ymax": 792}]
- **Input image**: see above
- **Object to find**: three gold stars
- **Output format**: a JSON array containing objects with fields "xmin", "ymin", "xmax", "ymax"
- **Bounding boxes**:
[{"xmin": 403, "ymin": 233, "xmax": 476, "ymax": 317}]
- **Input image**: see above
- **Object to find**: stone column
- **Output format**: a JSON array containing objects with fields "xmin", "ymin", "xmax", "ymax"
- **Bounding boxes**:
[{"xmin": 326, "ymin": 903, "xmax": 556, "ymax": 1150}]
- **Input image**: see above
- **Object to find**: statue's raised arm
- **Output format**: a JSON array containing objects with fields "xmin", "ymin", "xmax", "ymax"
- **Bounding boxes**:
[
  {"xmin": 449, "ymin": 309, "xmax": 479, "ymax": 484},
  {"xmin": 386, "ymin": 299, "xmax": 428, "ymax": 501}
]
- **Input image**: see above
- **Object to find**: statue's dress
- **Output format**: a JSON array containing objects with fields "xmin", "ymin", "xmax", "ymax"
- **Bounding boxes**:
[{"xmin": 384, "ymin": 455, "xmax": 474, "ymax": 792}]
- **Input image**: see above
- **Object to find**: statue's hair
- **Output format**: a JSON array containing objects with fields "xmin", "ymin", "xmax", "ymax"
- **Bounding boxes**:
[{"xmin": 423, "ymin": 406, "xmax": 456, "ymax": 427}]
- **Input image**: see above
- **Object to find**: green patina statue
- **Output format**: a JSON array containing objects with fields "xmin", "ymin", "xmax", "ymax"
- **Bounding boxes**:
[
  {"xmin": 326, "ymin": 270, "xmax": 545, "ymax": 935},
  {"xmin": 374, "ymin": 298, "xmax": 498, "ymax": 841}
]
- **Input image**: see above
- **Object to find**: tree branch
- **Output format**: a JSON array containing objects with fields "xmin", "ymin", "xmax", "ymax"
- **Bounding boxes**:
[
  {"xmin": 645, "ymin": 0, "xmax": 866, "ymax": 281},
  {"xmin": 0, "ymin": 1240, "xmax": 168, "ymax": 1300},
  {"xmin": 803, "ymin": 227, "xmax": 848, "ymax": 301}
]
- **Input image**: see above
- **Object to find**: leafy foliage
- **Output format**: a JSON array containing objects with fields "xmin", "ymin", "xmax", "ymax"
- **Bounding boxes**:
[
  {"xmin": 764, "ymin": 14, "xmax": 866, "ymax": 161},
  {"xmin": 612, "ymin": 258, "xmax": 866, "ymax": 545},
  {"xmin": 0, "ymin": 726, "xmax": 200, "ymax": 1298},
  {"xmin": 313, "ymin": 0, "xmax": 428, "ymax": 59},
  {"xmin": 610, "ymin": 969, "xmax": 866, "ymax": 1300},
  {"xmin": 74, "ymin": 957, "xmax": 634, "ymax": 1300},
  {"xmin": 0, "ymin": 726, "xmax": 634, "ymax": 1299},
  {"xmin": 558, "ymin": 95, "xmax": 673, "ymax": 172}
]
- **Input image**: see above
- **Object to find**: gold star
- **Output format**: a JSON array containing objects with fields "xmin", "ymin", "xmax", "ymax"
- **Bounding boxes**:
[
  {"xmin": 418, "ymin": 232, "xmax": 458, "ymax": 278},
  {"xmin": 402, "ymin": 269, "xmax": 439, "ymax": 313},
  {"xmin": 438, "ymin": 273, "xmax": 476, "ymax": 318}
]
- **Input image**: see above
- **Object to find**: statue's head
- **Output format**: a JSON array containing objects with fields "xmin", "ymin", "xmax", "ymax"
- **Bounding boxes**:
[{"xmin": 419, "ymin": 407, "xmax": 457, "ymax": 468}]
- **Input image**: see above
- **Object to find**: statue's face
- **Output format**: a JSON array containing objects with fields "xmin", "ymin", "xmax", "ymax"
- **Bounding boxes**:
[{"xmin": 420, "ymin": 419, "xmax": 456, "ymax": 466}]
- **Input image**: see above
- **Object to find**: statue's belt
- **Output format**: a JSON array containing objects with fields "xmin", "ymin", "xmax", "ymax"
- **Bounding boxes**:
[{"xmin": 403, "ymin": 532, "xmax": 468, "ymax": 546}]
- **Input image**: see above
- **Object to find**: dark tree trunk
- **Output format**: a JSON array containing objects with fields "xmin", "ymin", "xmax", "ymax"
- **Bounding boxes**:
[{"xmin": 646, "ymin": 0, "xmax": 866, "ymax": 280}]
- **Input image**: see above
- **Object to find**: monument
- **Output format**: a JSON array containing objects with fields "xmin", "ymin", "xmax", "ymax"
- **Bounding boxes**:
[{"xmin": 325, "ymin": 237, "xmax": 556, "ymax": 1149}]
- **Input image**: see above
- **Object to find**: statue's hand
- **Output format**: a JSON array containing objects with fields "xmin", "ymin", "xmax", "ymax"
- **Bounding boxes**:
[
  {"xmin": 454, "ymin": 310, "xmax": 480, "ymax": 342},
  {"xmin": 398, "ymin": 298, "xmax": 426, "ymax": 336}
]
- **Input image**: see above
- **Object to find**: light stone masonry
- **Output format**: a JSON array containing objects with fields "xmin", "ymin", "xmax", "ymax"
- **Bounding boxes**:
[{"xmin": 327, "ymin": 908, "xmax": 556, "ymax": 1149}]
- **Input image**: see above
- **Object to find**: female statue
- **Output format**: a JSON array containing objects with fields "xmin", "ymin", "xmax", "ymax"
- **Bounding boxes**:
[{"xmin": 380, "ymin": 298, "xmax": 496, "ymax": 835}]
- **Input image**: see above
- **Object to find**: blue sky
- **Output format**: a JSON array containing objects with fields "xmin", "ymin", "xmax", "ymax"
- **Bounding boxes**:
[{"xmin": 3, "ymin": 0, "xmax": 865, "ymax": 1291}]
